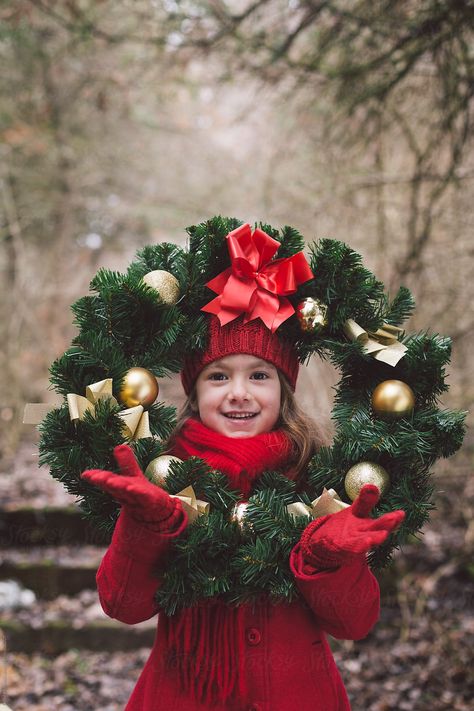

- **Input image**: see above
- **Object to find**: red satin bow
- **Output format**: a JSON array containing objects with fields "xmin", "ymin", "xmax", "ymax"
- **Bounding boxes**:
[{"xmin": 201, "ymin": 223, "xmax": 314, "ymax": 332}]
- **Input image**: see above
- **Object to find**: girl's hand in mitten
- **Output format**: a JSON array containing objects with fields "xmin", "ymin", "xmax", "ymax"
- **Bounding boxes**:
[
  {"xmin": 81, "ymin": 444, "xmax": 183, "ymax": 530},
  {"xmin": 299, "ymin": 484, "xmax": 405, "ymax": 570}
]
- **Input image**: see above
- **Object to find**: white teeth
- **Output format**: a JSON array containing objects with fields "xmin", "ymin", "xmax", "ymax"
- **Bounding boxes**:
[{"xmin": 225, "ymin": 413, "xmax": 257, "ymax": 419}]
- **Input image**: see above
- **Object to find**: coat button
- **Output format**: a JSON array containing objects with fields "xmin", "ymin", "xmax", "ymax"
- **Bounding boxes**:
[{"xmin": 246, "ymin": 627, "xmax": 261, "ymax": 645}]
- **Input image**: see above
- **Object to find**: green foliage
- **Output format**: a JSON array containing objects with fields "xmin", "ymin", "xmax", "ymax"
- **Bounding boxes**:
[
  {"xmin": 154, "ymin": 470, "xmax": 307, "ymax": 613},
  {"xmin": 37, "ymin": 217, "xmax": 466, "ymax": 606},
  {"xmin": 383, "ymin": 286, "xmax": 416, "ymax": 325},
  {"xmin": 186, "ymin": 215, "xmax": 242, "ymax": 287},
  {"xmin": 259, "ymin": 223, "xmax": 306, "ymax": 258},
  {"xmin": 307, "ymin": 238, "xmax": 386, "ymax": 332},
  {"xmin": 127, "ymin": 243, "xmax": 187, "ymax": 282}
]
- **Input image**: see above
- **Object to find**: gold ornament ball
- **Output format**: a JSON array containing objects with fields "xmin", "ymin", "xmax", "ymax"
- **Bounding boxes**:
[
  {"xmin": 344, "ymin": 462, "xmax": 390, "ymax": 501},
  {"xmin": 296, "ymin": 298, "xmax": 329, "ymax": 334},
  {"xmin": 118, "ymin": 367, "xmax": 159, "ymax": 408},
  {"xmin": 371, "ymin": 380, "xmax": 415, "ymax": 420},
  {"xmin": 145, "ymin": 455, "xmax": 183, "ymax": 486},
  {"xmin": 142, "ymin": 270, "xmax": 180, "ymax": 305}
]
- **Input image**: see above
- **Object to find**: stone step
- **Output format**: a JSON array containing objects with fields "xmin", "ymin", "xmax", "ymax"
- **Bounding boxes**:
[
  {"xmin": 0, "ymin": 619, "xmax": 156, "ymax": 653},
  {"xmin": 0, "ymin": 507, "xmax": 110, "ymax": 546},
  {"xmin": 0, "ymin": 545, "xmax": 106, "ymax": 599},
  {"xmin": 0, "ymin": 589, "xmax": 156, "ymax": 653}
]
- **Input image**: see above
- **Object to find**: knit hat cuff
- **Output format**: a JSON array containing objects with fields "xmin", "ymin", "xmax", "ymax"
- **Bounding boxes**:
[{"xmin": 181, "ymin": 316, "xmax": 299, "ymax": 394}]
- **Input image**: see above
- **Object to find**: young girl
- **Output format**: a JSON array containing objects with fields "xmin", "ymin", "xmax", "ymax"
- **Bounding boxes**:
[{"xmin": 81, "ymin": 314, "xmax": 404, "ymax": 711}]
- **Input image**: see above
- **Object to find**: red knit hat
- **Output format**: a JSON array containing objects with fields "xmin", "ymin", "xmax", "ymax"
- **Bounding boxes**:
[
  {"xmin": 181, "ymin": 316, "xmax": 299, "ymax": 395},
  {"xmin": 181, "ymin": 222, "xmax": 313, "ymax": 395}
]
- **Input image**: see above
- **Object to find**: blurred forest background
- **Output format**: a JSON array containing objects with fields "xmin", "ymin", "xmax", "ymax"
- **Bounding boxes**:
[{"xmin": 0, "ymin": 1, "xmax": 473, "ymax": 710}]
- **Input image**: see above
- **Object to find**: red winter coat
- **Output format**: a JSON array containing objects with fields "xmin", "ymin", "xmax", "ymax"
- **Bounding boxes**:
[{"xmin": 96, "ymin": 505, "xmax": 380, "ymax": 710}]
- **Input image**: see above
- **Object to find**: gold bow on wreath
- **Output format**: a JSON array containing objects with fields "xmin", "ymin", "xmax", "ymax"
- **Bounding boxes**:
[
  {"xmin": 23, "ymin": 378, "xmax": 151, "ymax": 440},
  {"xmin": 287, "ymin": 488, "xmax": 350, "ymax": 520},
  {"xmin": 118, "ymin": 405, "xmax": 151, "ymax": 440},
  {"xmin": 343, "ymin": 319, "xmax": 407, "ymax": 367},
  {"xmin": 170, "ymin": 485, "xmax": 210, "ymax": 523},
  {"xmin": 66, "ymin": 378, "xmax": 117, "ymax": 420}
]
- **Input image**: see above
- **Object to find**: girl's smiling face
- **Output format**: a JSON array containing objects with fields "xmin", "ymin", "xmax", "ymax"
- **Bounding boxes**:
[{"xmin": 195, "ymin": 354, "xmax": 281, "ymax": 438}]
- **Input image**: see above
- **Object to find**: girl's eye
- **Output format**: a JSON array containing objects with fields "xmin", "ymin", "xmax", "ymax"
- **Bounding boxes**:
[
  {"xmin": 208, "ymin": 372, "xmax": 227, "ymax": 381},
  {"xmin": 251, "ymin": 372, "xmax": 269, "ymax": 380}
]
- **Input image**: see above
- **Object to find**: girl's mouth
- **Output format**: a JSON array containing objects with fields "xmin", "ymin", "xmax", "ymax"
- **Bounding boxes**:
[{"xmin": 222, "ymin": 412, "xmax": 259, "ymax": 420}]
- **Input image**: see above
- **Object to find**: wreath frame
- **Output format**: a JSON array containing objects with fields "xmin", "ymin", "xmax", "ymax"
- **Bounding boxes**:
[{"xmin": 36, "ymin": 216, "xmax": 466, "ymax": 614}]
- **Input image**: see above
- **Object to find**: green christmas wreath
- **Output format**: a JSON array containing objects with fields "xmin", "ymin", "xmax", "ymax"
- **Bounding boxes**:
[{"xmin": 35, "ymin": 216, "xmax": 466, "ymax": 614}]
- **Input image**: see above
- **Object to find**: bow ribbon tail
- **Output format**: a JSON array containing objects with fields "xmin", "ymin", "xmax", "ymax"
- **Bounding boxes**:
[
  {"xmin": 205, "ymin": 267, "xmax": 232, "ymax": 295},
  {"xmin": 23, "ymin": 402, "xmax": 59, "ymax": 425},
  {"xmin": 118, "ymin": 406, "xmax": 151, "ymax": 440},
  {"xmin": 67, "ymin": 393, "xmax": 95, "ymax": 422},
  {"xmin": 244, "ymin": 290, "xmax": 293, "ymax": 332}
]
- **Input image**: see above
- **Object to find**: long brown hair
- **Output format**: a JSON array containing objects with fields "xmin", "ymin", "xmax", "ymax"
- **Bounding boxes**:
[{"xmin": 166, "ymin": 370, "xmax": 326, "ymax": 485}]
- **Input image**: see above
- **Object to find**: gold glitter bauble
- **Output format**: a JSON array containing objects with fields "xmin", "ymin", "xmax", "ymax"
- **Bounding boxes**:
[
  {"xmin": 230, "ymin": 502, "xmax": 253, "ymax": 532},
  {"xmin": 145, "ymin": 455, "xmax": 183, "ymax": 486},
  {"xmin": 118, "ymin": 367, "xmax": 159, "ymax": 408},
  {"xmin": 344, "ymin": 462, "xmax": 390, "ymax": 501},
  {"xmin": 142, "ymin": 270, "xmax": 180, "ymax": 305},
  {"xmin": 371, "ymin": 380, "xmax": 415, "ymax": 420},
  {"xmin": 296, "ymin": 298, "xmax": 329, "ymax": 334}
]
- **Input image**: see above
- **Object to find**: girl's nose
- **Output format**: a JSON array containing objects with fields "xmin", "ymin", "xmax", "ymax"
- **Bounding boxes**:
[{"xmin": 227, "ymin": 379, "xmax": 250, "ymax": 401}]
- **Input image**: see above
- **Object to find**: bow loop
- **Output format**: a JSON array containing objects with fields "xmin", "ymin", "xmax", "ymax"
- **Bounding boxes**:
[
  {"xmin": 227, "ymin": 224, "xmax": 280, "ymax": 272},
  {"xmin": 202, "ymin": 223, "xmax": 314, "ymax": 332}
]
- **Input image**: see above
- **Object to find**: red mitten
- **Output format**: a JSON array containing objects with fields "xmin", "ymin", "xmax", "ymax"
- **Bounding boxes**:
[
  {"xmin": 300, "ymin": 484, "xmax": 405, "ymax": 570},
  {"xmin": 81, "ymin": 444, "xmax": 184, "ymax": 531}
]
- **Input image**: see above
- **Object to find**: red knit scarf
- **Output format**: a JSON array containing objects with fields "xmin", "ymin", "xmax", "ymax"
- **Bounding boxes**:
[
  {"xmin": 165, "ymin": 418, "xmax": 293, "ymax": 706},
  {"xmin": 169, "ymin": 417, "xmax": 293, "ymax": 498}
]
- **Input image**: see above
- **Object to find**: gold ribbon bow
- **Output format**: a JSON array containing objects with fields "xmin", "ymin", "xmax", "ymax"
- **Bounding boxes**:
[
  {"xmin": 118, "ymin": 405, "xmax": 151, "ymax": 440},
  {"xmin": 343, "ymin": 319, "xmax": 407, "ymax": 367},
  {"xmin": 287, "ymin": 488, "xmax": 350, "ymax": 520},
  {"xmin": 170, "ymin": 485, "xmax": 210, "ymax": 523},
  {"xmin": 66, "ymin": 378, "xmax": 117, "ymax": 420},
  {"xmin": 24, "ymin": 378, "xmax": 151, "ymax": 440}
]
